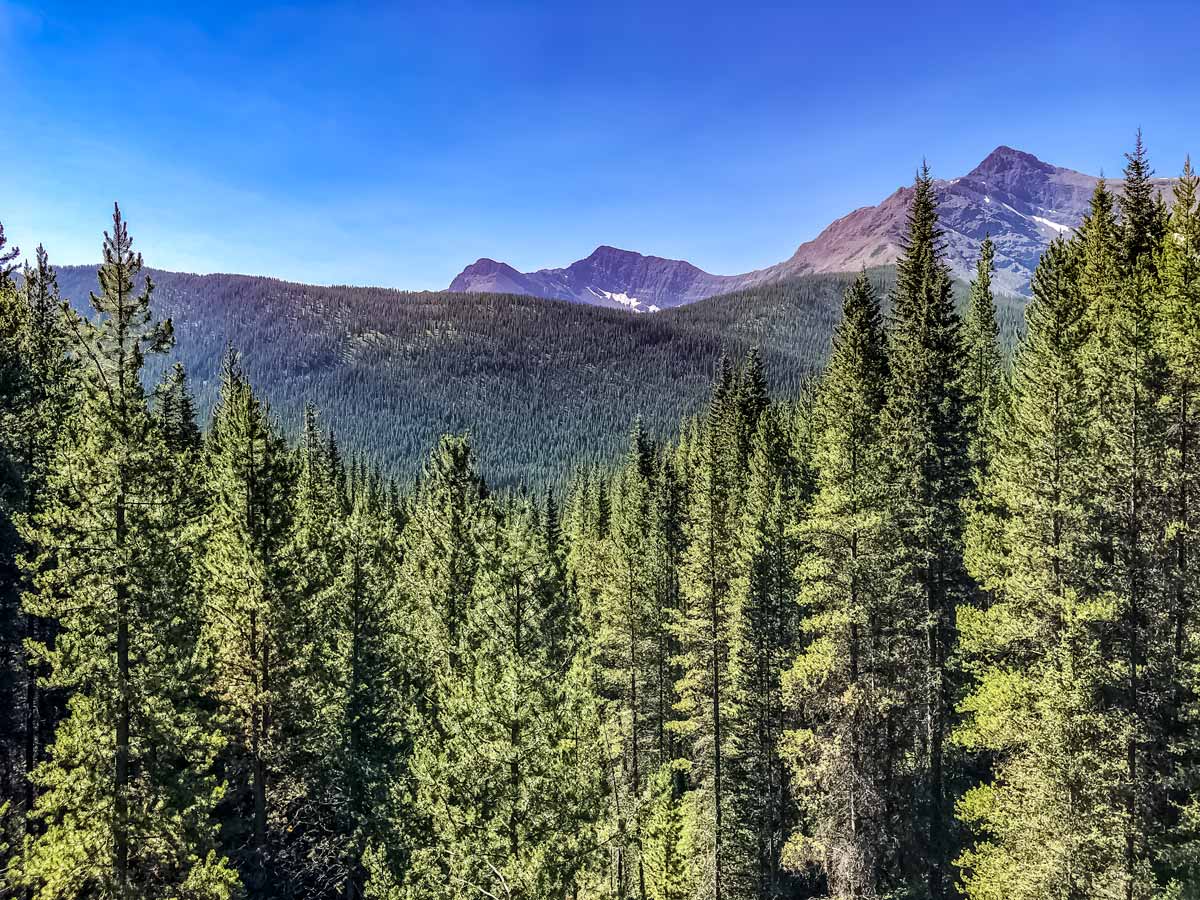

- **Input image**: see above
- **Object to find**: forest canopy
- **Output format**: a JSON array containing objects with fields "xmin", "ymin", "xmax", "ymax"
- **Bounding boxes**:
[{"xmin": 1, "ymin": 134, "xmax": 1198, "ymax": 900}]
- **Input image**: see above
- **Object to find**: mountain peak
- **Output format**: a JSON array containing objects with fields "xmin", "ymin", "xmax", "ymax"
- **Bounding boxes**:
[
  {"xmin": 579, "ymin": 245, "xmax": 654, "ymax": 267},
  {"xmin": 448, "ymin": 143, "xmax": 1151, "ymax": 304},
  {"xmin": 968, "ymin": 145, "xmax": 1054, "ymax": 179}
]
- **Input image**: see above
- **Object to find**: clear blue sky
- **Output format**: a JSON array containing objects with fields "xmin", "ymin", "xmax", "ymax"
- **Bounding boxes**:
[{"xmin": 3, "ymin": 0, "xmax": 1198, "ymax": 289}]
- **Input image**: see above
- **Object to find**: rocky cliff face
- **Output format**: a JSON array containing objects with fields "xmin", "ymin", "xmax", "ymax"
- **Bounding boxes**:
[{"xmin": 449, "ymin": 146, "xmax": 1173, "ymax": 307}]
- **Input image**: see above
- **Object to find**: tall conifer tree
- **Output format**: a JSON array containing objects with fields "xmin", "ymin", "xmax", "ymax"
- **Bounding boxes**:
[
  {"xmin": 957, "ymin": 238, "xmax": 1134, "ymax": 898},
  {"xmin": 881, "ymin": 166, "xmax": 972, "ymax": 898},
  {"xmin": 963, "ymin": 235, "xmax": 1005, "ymax": 488},
  {"xmin": 786, "ymin": 271, "xmax": 912, "ymax": 898},
  {"xmin": 18, "ymin": 206, "xmax": 236, "ymax": 899},
  {"xmin": 201, "ymin": 348, "xmax": 294, "ymax": 893}
]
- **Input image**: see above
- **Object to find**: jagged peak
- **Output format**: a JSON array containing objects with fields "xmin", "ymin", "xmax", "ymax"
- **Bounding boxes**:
[{"xmin": 968, "ymin": 145, "xmax": 1054, "ymax": 178}]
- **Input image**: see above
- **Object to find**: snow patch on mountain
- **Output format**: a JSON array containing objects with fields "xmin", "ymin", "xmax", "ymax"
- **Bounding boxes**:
[{"xmin": 1031, "ymin": 214, "xmax": 1072, "ymax": 235}]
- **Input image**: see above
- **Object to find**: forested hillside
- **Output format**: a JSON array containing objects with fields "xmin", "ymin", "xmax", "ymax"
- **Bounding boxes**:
[
  {"xmin": 3, "ymin": 135, "xmax": 1196, "ymax": 900},
  {"xmin": 47, "ymin": 264, "xmax": 1017, "ymax": 487}
]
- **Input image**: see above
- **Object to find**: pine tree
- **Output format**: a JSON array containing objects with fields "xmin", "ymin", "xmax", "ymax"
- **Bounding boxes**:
[
  {"xmin": 956, "ymin": 237, "xmax": 1135, "ymax": 898},
  {"xmin": 0, "ymin": 239, "xmax": 29, "ymax": 877},
  {"xmin": 880, "ymin": 165, "xmax": 972, "ymax": 898},
  {"xmin": 201, "ymin": 348, "xmax": 294, "ymax": 893},
  {"xmin": 1158, "ymin": 158, "xmax": 1200, "ymax": 891},
  {"xmin": 271, "ymin": 406, "xmax": 350, "ymax": 891},
  {"xmin": 0, "ymin": 241, "xmax": 75, "ymax": 881},
  {"xmin": 785, "ymin": 271, "xmax": 912, "ymax": 898},
  {"xmin": 593, "ymin": 423, "xmax": 660, "ymax": 900},
  {"xmin": 154, "ymin": 362, "xmax": 201, "ymax": 455},
  {"xmin": 676, "ymin": 360, "xmax": 742, "ymax": 900},
  {"xmin": 1081, "ymin": 166, "xmax": 1172, "ymax": 895},
  {"xmin": 726, "ymin": 404, "xmax": 803, "ymax": 899},
  {"xmin": 306, "ymin": 483, "xmax": 408, "ymax": 898},
  {"xmin": 1120, "ymin": 130, "xmax": 1166, "ymax": 272},
  {"xmin": 643, "ymin": 764, "xmax": 697, "ymax": 900},
  {"xmin": 963, "ymin": 236, "xmax": 1005, "ymax": 487},
  {"xmin": 17, "ymin": 205, "xmax": 237, "ymax": 899},
  {"xmin": 411, "ymin": 499, "xmax": 603, "ymax": 899},
  {"xmin": 399, "ymin": 435, "xmax": 490, "ymax": 895}
]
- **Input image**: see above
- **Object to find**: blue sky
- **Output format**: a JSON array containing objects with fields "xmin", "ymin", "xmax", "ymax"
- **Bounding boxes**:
[{"xmin": 2, "ymin": 1, "xmax": 1198, "ymax": 289}]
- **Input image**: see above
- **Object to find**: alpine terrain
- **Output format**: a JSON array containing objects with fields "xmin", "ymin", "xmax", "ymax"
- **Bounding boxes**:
[{"xmin": 450, "ymin": 145, "xmax": 1172, "ymax": 304}]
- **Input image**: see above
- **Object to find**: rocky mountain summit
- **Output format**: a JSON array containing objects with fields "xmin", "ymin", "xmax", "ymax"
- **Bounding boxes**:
[{"xmin": 449, "ymin": 146, "xmax": 1173, "ymax": 307}]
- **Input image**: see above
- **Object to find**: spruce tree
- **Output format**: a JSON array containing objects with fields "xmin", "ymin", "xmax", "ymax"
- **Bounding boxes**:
[
  {"xmin": 0, "ymin": 241, "xmax": 74, "ymax": 881},
  {"xmin": 1081, "ymin": 169, "xmax": 1172, "ymax": 894},
  {"xmin": 410, "ymin": 499, "xmax": 603, "ymax": 899},
  {"xmin": 880, "ymin": 165, "xmax": 972, "ymax": 898},
  {"xmin": 1120, "ymin": 130, "xmax": 1166, "ymax": 272},
  {"xmin": 307, "ymin": 483, "xmax": 408, "ymax": 898},
  {"xmin": 593, "ymin": 423, "xmax": 660, "ymax": 899},
  {"xmin": 399, "ymin": 435, "xmax": 489, "ymax": 895},
  {"xmin": 785, "ymin": 271, "xmax": 910, "ymax": 898},
  {"xmin": 201, "ymin": 348, "xmax": 294, "ymax": 893},
  {"xmin": 726, "ymin": 404, "xmax": 803, "ymax": 899},
  {"xmin": 643, "ymin": 765, "xmax": 697, "ymax": 900},
  {"xmin": 1159, "ymin": 158, "xmax": 1200, "ymax": 891},
  {"xmin": 154, "ymin": 362, "xmax": 201, "ymax": 455},
  {"xmin": 957, "ymin": 237, "xmax": 1133, "ymax": 898},
  {"xmin": 676, "ymin": 360, "xmax": 742, "ymax": 900},
  {"xmin": 962, "ymin": 235, "xmax": 1005, "ymax": 488},
  {"xmin": 18, "ymin": 205, "xmax": 236, "ymax": 899}
]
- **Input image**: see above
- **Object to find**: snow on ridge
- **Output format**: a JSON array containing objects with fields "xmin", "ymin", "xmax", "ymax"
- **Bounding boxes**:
[
  {"xmin": 588, "ymin": 286, "xmax": 651, "ymax": 312},
  {"xmin": 1030, "ymin": 214, "xmax": 1072, "ymax": 235}
]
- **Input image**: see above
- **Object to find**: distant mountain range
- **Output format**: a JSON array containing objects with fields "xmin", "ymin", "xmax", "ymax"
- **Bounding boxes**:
[{"xmin": 449, "ymin": 146, "xmax": 1173, "ymax": 308}]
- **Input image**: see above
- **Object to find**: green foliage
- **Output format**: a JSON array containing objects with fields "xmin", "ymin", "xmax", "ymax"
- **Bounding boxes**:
[
  {"xmin": 16, "ymin": 206, "xmax": 237, "ymax": 899},
  {"xmin": 49, "ymin": 264, "xmax": 1004, "ymax": 488},
  {"xmin": 784, "ymin": 271, "xmax": 916, "ymax": 899},
  {"xmin": 7, "ymin": 135, "xmax": 1200, "ymax": 900}
]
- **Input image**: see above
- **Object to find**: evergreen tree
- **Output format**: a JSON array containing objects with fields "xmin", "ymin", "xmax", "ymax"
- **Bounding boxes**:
[
  {"xmin": 201, "ymin": 348, "xmax": 294, "ymax": 893},
  {"xmin": 410, "ymin": 500, "xmax": 603, "ymax": 899},
  {"xmin": 272, "ymin": 406, "xmax": 350, "ymax": 891},
  {"xmin": 880, "ymin": 166, "xmax": 972, "ymax": 898},
  {"xmin": 643, "ymin": 764, "xmax": 696, "ymax": 900},
  {"xmin": 957, "ymin": 237, "xmax": 1135, "ymax": 898},
  {"xmin": 1158, "ymin": 158, "xmax": 1200, "ymax": 892},
  {"xmin": 1120, "ymin": 130, "xmax": 1166, "ymax": 272},
  {"xmin": 17, "ymin": 205, "xmax": 237, "ymax": 899},
  {"xmin": 676, "ymin": 361, "xmax": 742, "ymax": 900},
  {"xmin": 307, "ymin": 484, "xmax": 408, "ymax": 898},
  {"xmin": 726, "ymin": 405, "xmax": 804, "ymax": 899},
  {"xmin": 0, "ymin": 241, "xmax": 75, "ymax": 883},
  {"xmin": 155, "ymin": 362, "xmax": 201, "ymax": 455},
  {"xmin": 399, "ymin": 435, "xmax": 490, "ymax": 895},
  {"xmin": 1081, "ymin": 167, "xmax": 1172, "ymax": 894},
  {"xmin": 785, "ymin": 271, "xmax": 911, "ymax": 898},
  {"xmin": 592, "ymin": 423, "xmax": 660, "ymax": 899},
  {"xmin": 962, "ymin": 236, "xmax": 1005, "ymax": 487}
]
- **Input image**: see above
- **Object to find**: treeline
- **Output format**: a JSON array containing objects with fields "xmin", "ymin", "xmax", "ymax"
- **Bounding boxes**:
[
  {"xmin": 0, "ymin": 132, "xmax": 1197, "ymax": 900},
  {"xmin": 47, "ymin": 259, "xmax": 1015, "ymax": 490},
  {"xmin": 44, "ymin": 263, "xmax": 856, "ymax": 488}
]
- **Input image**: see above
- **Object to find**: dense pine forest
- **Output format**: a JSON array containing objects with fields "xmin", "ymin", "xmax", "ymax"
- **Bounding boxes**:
[
  {"xmin": 1, "ymin": 134, "xmax": 1199, "ymax": 900},
  {"xmin": 44, "ymin": 263, "xmax": 1017, "ymax": 489}
]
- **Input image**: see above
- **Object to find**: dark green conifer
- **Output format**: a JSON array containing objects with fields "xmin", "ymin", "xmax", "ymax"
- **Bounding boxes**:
[
  {"xmin": 18, "ymin": 205, "xmax": 236, "ymax": 898},
  {"xmin": 881, "ymin": 165, "xmax": 972, "ymax": 898},
  {"xmin": 963, "ymin": 236, "xmax": 1005, "ymax": 487},
  {"xmin": 785, "ymin": 271, "xmax": 906, "ymax": 898},
  {"xmin": 201, "ymin": 347, "xmax": 294, "ymax": 892}
]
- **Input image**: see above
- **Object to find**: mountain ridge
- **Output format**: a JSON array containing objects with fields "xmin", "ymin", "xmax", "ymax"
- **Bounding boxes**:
[{"xmin": 449, "ymin": 145, "xmax": 1173, "ymax": 306}]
